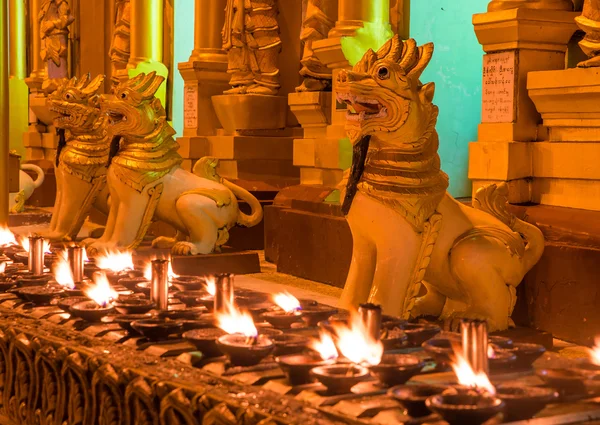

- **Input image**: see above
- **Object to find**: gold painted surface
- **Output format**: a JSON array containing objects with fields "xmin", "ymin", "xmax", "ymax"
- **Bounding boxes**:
[
  {"xmin": 296, "ymin": 0, "xmax": 336, "ymax": 92},
  {"xmin": 0, "ymin": 0, "xmax": 9, "ymax": 225},
  {"xmin": 577, "ymin": 0, "xmax": 600, "ymax": 67},
  {"xmin": 487, "ymin": 0, "xmax": 573, "ymax": 11},
  {"xmin": 110, "ymin": 0, "xmax": 131, "ymax": 87},
  {"xmin": 222, "ymin": 0, "xmax": 282, "ymax": 95},
  {"xmin": 125, "ymin": 183, "xmax": 164, "ymax": 250},
  {"xmin": 39, "ymin": 0, "xmax": 74, "ymax": 79}
]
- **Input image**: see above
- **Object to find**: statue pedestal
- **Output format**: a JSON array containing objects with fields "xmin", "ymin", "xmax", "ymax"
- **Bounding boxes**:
[
  {"xmin": 526, "ymin": 66, "xmax": 600, "ymax": 211},
  {"xmin": 212, "ymin": 95, "xmax": 288, "ymax": 132},
  {"xmin": 468, "ymin": 7, "xmax": 579, "ymax": 202}
]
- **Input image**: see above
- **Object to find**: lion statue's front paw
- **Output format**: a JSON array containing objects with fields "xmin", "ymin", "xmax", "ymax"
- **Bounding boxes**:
[
  {"xmin": 80, "ymin": 238, "xmax": 98, "ymax": 247},
  {"xmin": 172, "ymin": 242, "xmax": 198, "ymax": 256},
  {"xmin": 152, "ymin": 236, "xmax": 178, "ymax": 249}
]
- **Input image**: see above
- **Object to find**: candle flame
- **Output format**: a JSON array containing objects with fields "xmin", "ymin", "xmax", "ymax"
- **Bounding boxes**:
[
  {"xmin": 143, "ymin": 259, "xmax": 179, "ymax": 282},
  {"xmin": 589, "ymin": 337, "xmax": 600, "ymax": 366},
  {"xmin": 332, "ymin": 311, "xmax": 383, "ymax": 366},
  {"xmin": 488, "ymin": 344, "xmax": 495, "ymax": 358},
  {"xmin": 451, "ymin": 343, "xmax": 496, "ymax": 395},
  {"xmin": 85, "ymin": 272, "xmax": 118, "ymax": 307},
  {"xmin": 272, "ymin": 291, "xmax": 301, "ymax": 313},
  {"xmin": 0, "ymin": 262, "xmax": 6, "ymax": 274},
  {"xmin": 205, "ymin": 276, "xmax": 216, "ymax": 296},
  {"xmin": 309, "ymin": 332, "xmax": 338, "ymax": 361},
  {"xmin": 17, "ymin": 235, "xmax": 52, "ymax": 254},
  {"xmin": 214, "ymin": 297, "xmax": 257, "ymax": 338},
  {"xmin": 53, "ymin": 256, "xmax": 75, "ymax": 290},
  {"xmin": 96, "ymin": 251, "xmax": 134, "ymax": 272},
  {"xmin": 0, "ymin": 227, "xmax": 16, "ymax": 247},
  {"xmin": 82, "ymin": 248, "xmax": 89, "ymax": 262}
]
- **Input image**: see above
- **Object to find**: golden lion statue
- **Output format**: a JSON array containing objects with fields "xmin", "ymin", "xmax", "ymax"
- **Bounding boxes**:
[
  {"xmin": 336, "ymin": 36, "xmax": 544, "ymax": 331},
  {"xmin": 85, "ymin": 72, "xmax": 263, "ymax": 255}
]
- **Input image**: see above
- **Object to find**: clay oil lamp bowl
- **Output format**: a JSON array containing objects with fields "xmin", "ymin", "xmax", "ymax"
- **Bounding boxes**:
[
  {"xmin": 300, "ymin": 304, "xmax": 338, "ymax": 327},
  {"xmin": 426, "ymin": 388, "xmax": 505, "ymax": 425},
  {"xmin": 17, "ymin": 285, "xmax": 65, "ymax": 305},
  {"xmin": 422, "ymin": 337, "xmax": 455, "ymax": 368},
  {"xmin": 55, "ymin": 296, "xmax": 89, "ymax": 313},
  {"xmin": 489, "ymin": 335, "xmax": 513, "ymax": 349},
  {"xmin": 487, "ymin": 348, "xmax": 517, "ymax": 372},
  {"xmin": 248, "ymin": 303, "xmax": 275, "ymax": 322},
  {"xmin": 277, "ymin": 353, "xmax": 335, "ymax": 386},
  {"xmin": 134, "ymin": 281, "xmax": 152, "ymax": 296},
  {"xmin": 496, "ymin": 384, "xmax": 558, "ymax": 421},
  {"xmin": 310, "ymin": 364, "xmax": 370, "ymax": 395},
  {"xmin": 84, "ymin": 262, "xmax": 101, "ymax": 279},
  {"xmin": 1, "ymin": 244, "xmax": 23, "ymax": 261},
  {"xmin": 0, "ymin": 274, "xmax": 16, "ymax": 292},
  {"xmin": 536, "ymin": 368, "xmax": 588, "ymax": 395},
  {"xmin": 216, "ymin": 333, "xmax": 275, "ymax": 367},
  {"xmin": 180, "ymin": 315, "xmax": 216, "ymax": 332},
  {"xmin": 105, "ymin": 313, "xmax": 154, "ymax": 334},
  {"xmin": 15, "ymin": 272, "xmax": 53, "ymax": 287},
  {"xmin": 118, "ymin": 277, "xmax": 149, "ymax": 291},
  {"xmin": 175, "ymin": 290, "xmax": 210, "ymax": 307},
  {"xmin": 505, "ymin": 342, "xmax": 546, "ymax": 370},
  {"xmin": 170, "ymin": 275, "xmax": 205, "ymax": 292},
  {"xmin": 271, "ymin": 333, "xmax": 311, "ymax": 356},
  {"xmin": 255, "ymin": 326, "xmax": 284, "ymax": 339},
  {"xmin": 380, "ymin": 323, "xmax": 408, "ymax": 350},
  {"xmin": 388, "ymin": 384, "xmax": 449, "ymax": 417},
  {"xmin": 113, "ymin": 297, "xmax": 155, "ymax": 315},
  {"xmin": 183, "ymin": 328, "xmax": 227, "ymax": 358},
  {"xmin": 261, "ymin": 310, "xmax": 303, "ymax": 330},
  {"xmin": 368, "ymin": 354, "xmax": 425, "ymax": 387},
  {"xmin": 401, "ymin": 322, "xmax": 442, "ymax": 346},
  {"xmin": 158, "ymin": 307, "xmax": 204, "ymax": 321},
  {"xmin": 131, "ymin": 318, "xmax": 183, "ymax": 340},
  {"xmin": 70, "ymin": 300, "xmax": 115, "ymax": 322}
]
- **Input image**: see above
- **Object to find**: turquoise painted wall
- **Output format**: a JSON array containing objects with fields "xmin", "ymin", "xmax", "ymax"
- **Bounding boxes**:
[
  {"xmin": 410, "ymin": 0, "xmax": 487, "ymax": 197},
  {"xmin": 171, "ymin": 0, "xmax": 195, "ymax": 137}
]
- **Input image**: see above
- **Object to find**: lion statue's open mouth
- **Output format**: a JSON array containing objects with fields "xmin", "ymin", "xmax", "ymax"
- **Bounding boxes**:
[{"xmin": 336, "ymin": 93, "xmax": 388, "ymax": 122}]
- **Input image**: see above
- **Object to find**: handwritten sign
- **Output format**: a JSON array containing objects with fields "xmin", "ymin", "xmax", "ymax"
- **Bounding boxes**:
[
  {"xmin": 184, "ymin": 85, "xmax": 198, "ymax": 129},
  {"xmin": 481, "ymin": 51, "xmax": 517, "ymax": 123}
]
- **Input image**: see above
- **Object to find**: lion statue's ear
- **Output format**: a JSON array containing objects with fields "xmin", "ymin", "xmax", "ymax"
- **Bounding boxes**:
[
  {"xmin": 420, "ymin": 82, "xmax": 435, "ymax": 104},
  {"xmin": 88, "ymin": 94, "xmax": 101, "ymax": 108}
]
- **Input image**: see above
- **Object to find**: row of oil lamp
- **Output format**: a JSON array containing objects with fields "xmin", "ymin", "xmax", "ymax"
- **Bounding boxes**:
[{"xmin": 3, "ymin": 229, "xmax": 600, "ymax": 423}]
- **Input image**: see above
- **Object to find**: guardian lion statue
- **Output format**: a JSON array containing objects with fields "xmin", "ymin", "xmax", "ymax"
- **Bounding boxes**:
[
  {"xmin": 88, "ymin": 72, "xmax": 263, "ymax": 255},
  {"xmin": 44, "ymin": 74, "xmax": 111, "ymax": 241},
  {"xmin": 337, "ymin": 36, "xmax": 544, "ymax": 331}
]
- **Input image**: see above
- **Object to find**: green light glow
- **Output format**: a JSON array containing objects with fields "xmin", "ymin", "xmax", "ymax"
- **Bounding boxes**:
[{"xmin": 341, "ymin": 21, "xmax": 394, "ymax": 66}]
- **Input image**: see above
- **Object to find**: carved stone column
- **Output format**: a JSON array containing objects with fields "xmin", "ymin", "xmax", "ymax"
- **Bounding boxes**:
[
  {"xmin": 176, "ymin": 0, "xmax": 229, "ymax": 172},
  {"xmin": 126, "ymin": 0, "xmax": 168, "ymax": 106},
  {"xmin": 468, "ymin": 6, "xmax": 579, "ymax": 203},
  {"xmin": 25, "ymin": 0, "xmax": 45, "ymax": 90},
  {"xmin": 8, "ymin": 0, "xmax": 28, "ymax": 158},
  {"xmin": 0, "ymin": 0, "xmax": 8, "ymax": 224}
]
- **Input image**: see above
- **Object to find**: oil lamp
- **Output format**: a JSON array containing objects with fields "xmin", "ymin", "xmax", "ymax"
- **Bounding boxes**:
[
  {"xmin": 261, "ymin": 291, "xmax": 302, "ymax": 329},
  {"xmin": 70, "ymin": 272, "xmax": 117, "ymax": 321}
]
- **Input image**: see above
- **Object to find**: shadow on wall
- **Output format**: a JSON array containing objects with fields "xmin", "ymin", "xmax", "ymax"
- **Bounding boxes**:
[{"xmin": 410, "ymin": 0, "xmax": 486, "ymax": 198}]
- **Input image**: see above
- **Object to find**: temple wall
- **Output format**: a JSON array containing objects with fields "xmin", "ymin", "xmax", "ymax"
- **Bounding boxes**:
[{"xmin": 410, "ymin": 0, "xmax": 488, "ymax": 197}]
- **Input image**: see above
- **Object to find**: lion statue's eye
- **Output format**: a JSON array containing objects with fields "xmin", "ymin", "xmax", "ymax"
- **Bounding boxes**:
[
  {"xmin": 65, "ymin": 93, "xmax": 72, "ymax": 100},
  {"xmin": 120, "ymin": 92, "xmax": 128, "ymax": 99},
  {"xmin": 377, "ymin": 66, "xmax": 390, "ymax": 80}
]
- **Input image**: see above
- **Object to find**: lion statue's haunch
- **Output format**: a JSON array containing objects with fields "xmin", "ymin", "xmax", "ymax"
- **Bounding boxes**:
[
  {"xmin": 44, "ymin": 74, "xmax": 111, "ymax": 241},
  {"xmin": 337, "ymin": 35, "xmax": 544, "ymax": 331},
  {"xmin": 85, "ymin": 72, "xmax": 263, "ymax": 256}
]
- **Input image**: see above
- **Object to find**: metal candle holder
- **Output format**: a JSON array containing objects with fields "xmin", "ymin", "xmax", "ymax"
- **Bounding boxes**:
[
  {"xmin": 28, "ymin": 236, "xmax": 44, "ymax": 276},
  {"xmin": 214, "ymin": 273, "xmax": 234, "ymax": 313},
  {"xmin": 358, "ymin": 303, "xmax": 382, "ymax": 342},
  {"xmin": 150, "ymin": 259, "xmax": 169, "ymax": 311},
  {"xmin": 461, "ymin": 319, "xmax": 489, "ymax": 376},
  {"xmin": 67, "ymin": 245, "xmax": 84, "ymax": 283}
]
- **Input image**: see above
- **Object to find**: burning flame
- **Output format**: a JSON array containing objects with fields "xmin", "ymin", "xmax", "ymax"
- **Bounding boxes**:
[
  {"xmin": 589, "ymin": 337, "xmax": 600, "ymax": 366},
  {"xmin": 214, "ymin": 297, "xmax": 257, "ymax": 338},
  {"xmin": 85, "ymin": 272, "xmax": 118, "ymax": 307},
  {"xmin": 96, "ymin": 251, "xmax": 134, "ymax": 272},
  {"xmin": 53, "ymin": 257, "xmax": 75, "ymax": 289},
  {"xmin": 451, "ymin": 345, "xmax": 496, "ymax": 395},
  {"xmin": 143, "ymin": 259, "xmax": 179, "ymax": 281},
  {"xmin": 17, "ymin": 235, "xmax": 51, "ymax": 254},
  {"xmin": 273, "ymin": 291, "xmax": 301, "ymax": 313},
  {"xmin": 0, "ymin": 262, "xmax": 6, "ymax": 274},
  {"xmin": 0, "ymin": 227, "xmax": 16, "ymax": 247},
  {"xmin": 309, "ymin": 332, "xmax": 338, "ymax": 361},
  {"xmin": 331, "ymin": 311, "xmax": 383, "ymax": 366},
  {"xmin": 205, "ymin": 276, "xmax": 216, "ymax": 296},
  {"xmin": 487, "ymin": 344, "xmax": 495, "ymax": 358},
  {"xmin": 82, "ymin": 248, "xmax": 89, "ymax": 262}
]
